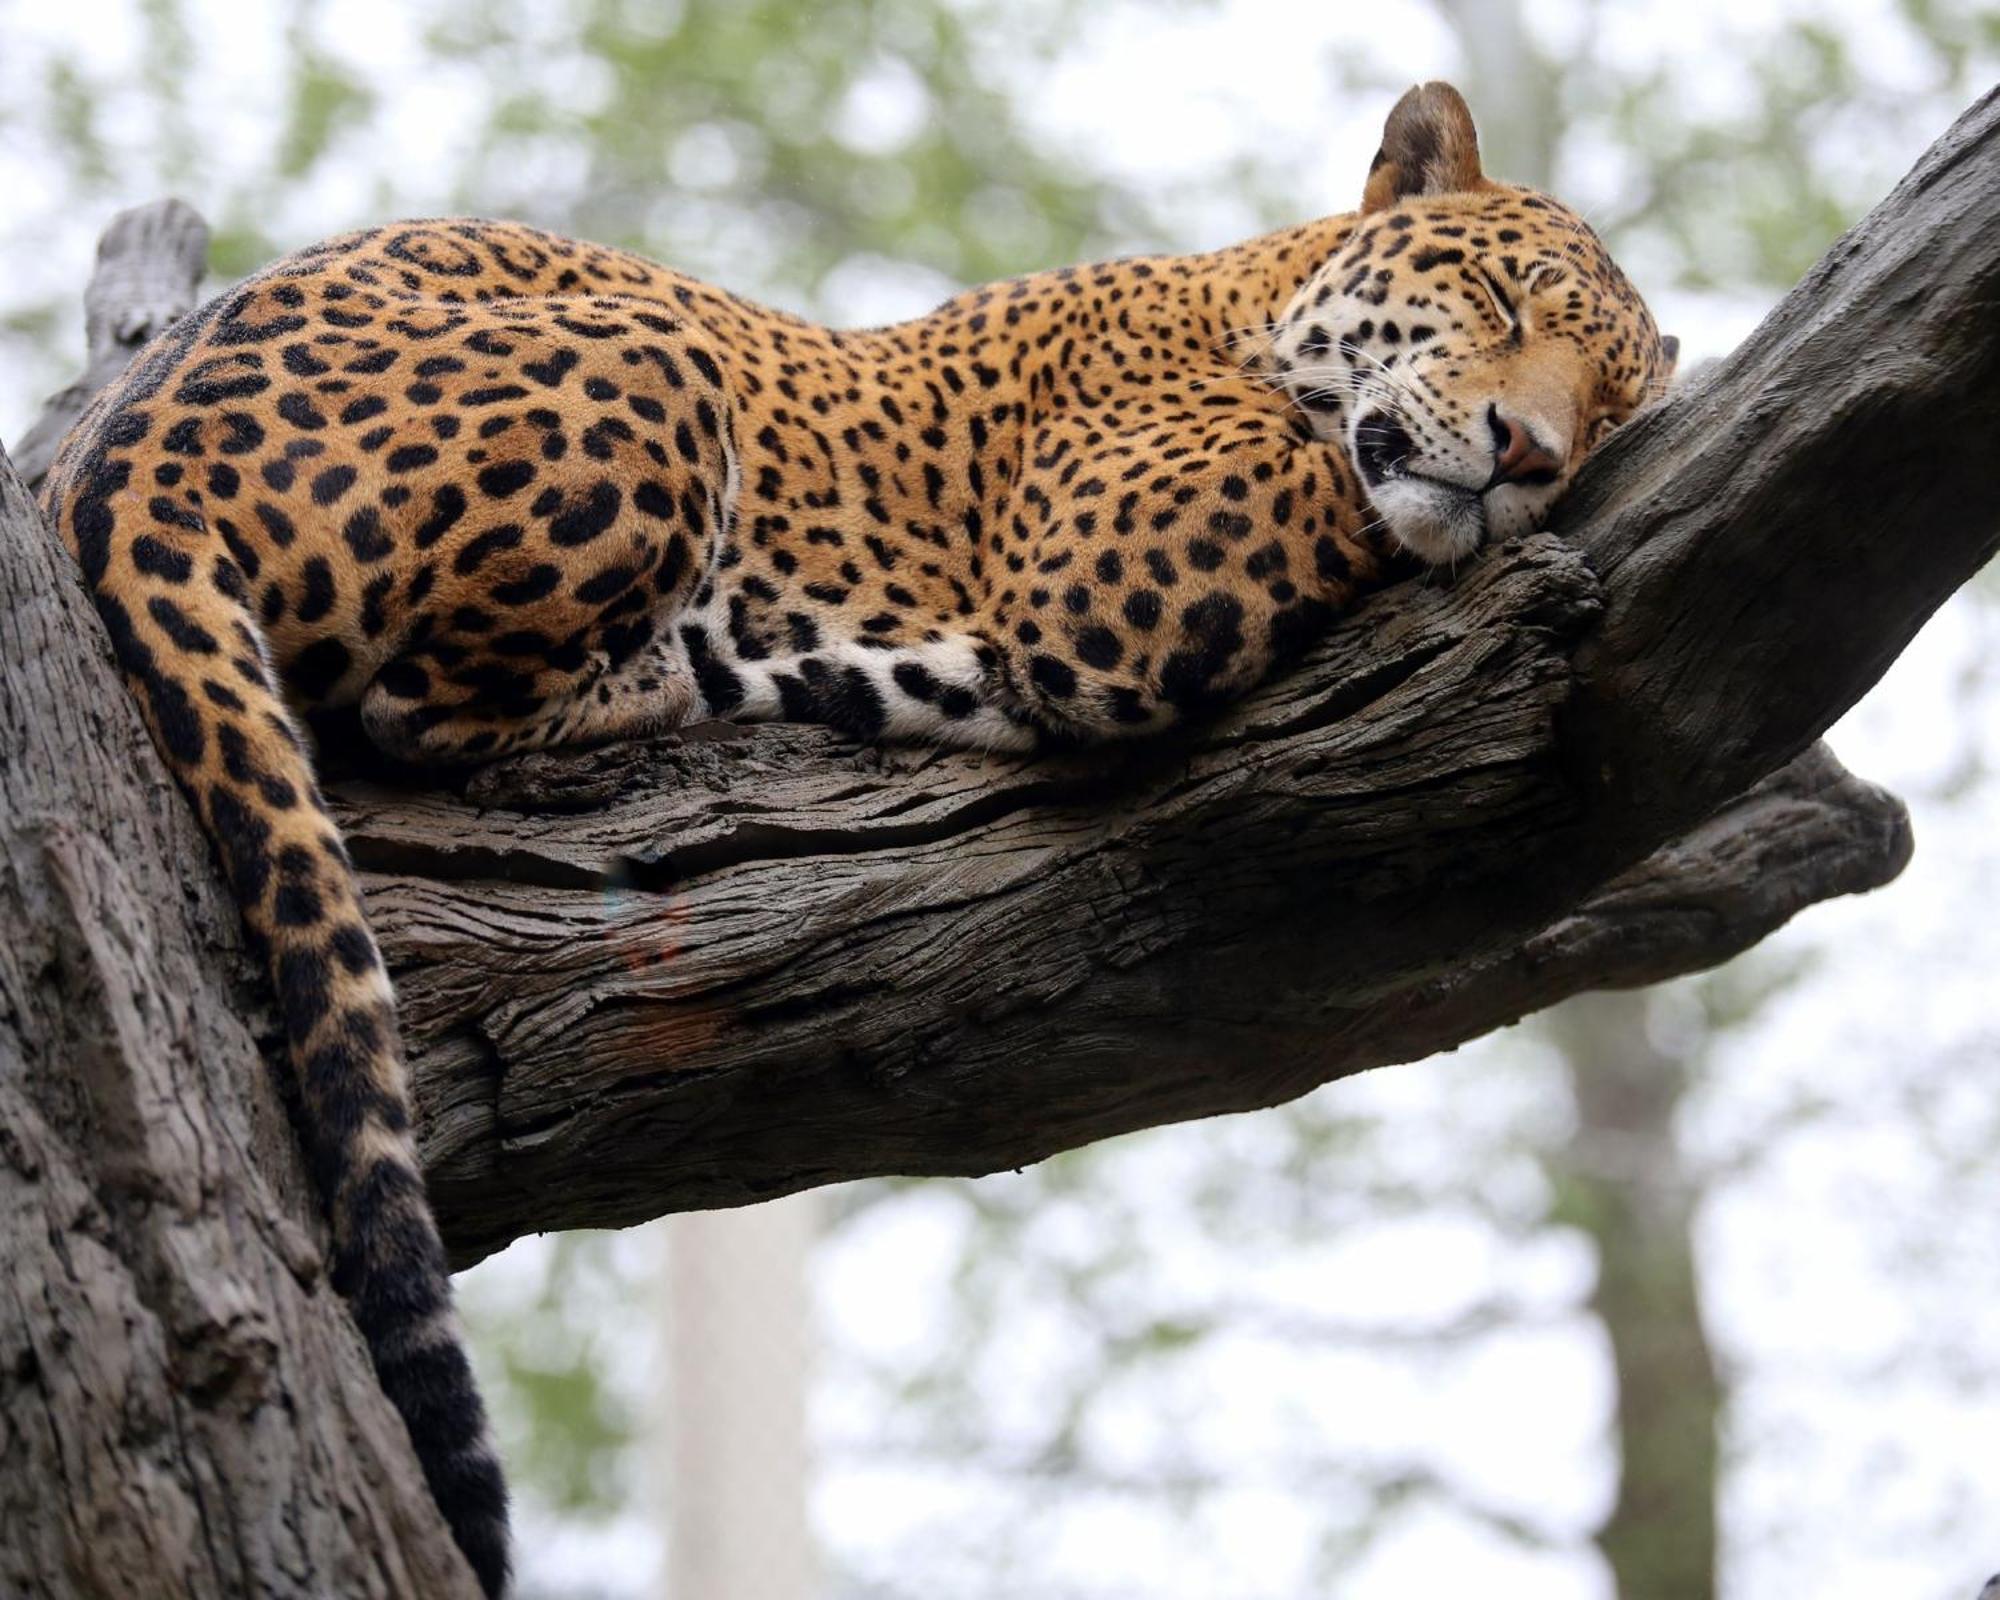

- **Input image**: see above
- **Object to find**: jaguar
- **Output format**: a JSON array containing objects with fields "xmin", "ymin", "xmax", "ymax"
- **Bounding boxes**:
[{"xmin": 39, "ymin": 80, "xmax": 1674, "ymax": 1595}]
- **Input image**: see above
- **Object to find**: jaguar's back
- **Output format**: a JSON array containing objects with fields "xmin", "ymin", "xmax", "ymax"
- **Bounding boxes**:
[{"xmin": 39, "ymin": 80, "xmax": 1671, "ymax": 1595}]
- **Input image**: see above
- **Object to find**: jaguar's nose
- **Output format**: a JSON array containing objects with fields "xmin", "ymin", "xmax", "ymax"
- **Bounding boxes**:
[{"xmin": 1485, "ymin": 404, "xmax": 1562, "ymax": 487}]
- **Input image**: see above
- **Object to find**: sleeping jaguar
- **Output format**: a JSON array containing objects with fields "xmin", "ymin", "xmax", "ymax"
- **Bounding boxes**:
[{"xmin": 39, "ymin": 81, "xmax": 1673, "ymax": 1596}]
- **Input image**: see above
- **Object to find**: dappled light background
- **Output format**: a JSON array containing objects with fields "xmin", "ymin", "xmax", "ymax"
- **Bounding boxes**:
[{"xmin": 4, "ymin": 3, "xmax": 1999, "ymax": 1597}]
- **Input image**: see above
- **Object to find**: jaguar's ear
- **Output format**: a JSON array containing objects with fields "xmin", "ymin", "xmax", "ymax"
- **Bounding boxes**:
[
  {"xmin": 1361, "ymin": 82, "xmax": 1487, "ymax": 213},
  {"xmin": 1660, "ymin": 333, "xmax": 1681, "ymax": 371}
]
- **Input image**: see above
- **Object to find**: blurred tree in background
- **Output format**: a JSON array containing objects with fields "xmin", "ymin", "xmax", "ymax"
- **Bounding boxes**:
[
  {"xmin": 4, "ymin": 3, "xmax": 1999, "ymax": 1597},
  {"xmin": 0, "ymin": 0, "xmax": 1138, "ymax": 397}
]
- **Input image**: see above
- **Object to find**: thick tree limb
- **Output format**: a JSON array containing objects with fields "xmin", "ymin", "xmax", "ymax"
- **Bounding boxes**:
[
  {"xmin": 1563, "ymin": 89, "xmax": 2000, "ymax": 841},
  {"xmin": 2, "ymin": 203, "xmax": 478, "ymax": 1595},
  {"xmin": 371, "ymin": 93, "xmax": 2000, "ymax": 1263},
  {"xmin": 354, "ymin": 581, "xmax": 1908, "ymax": 1264},
  {"xmin": 13, "ymin": 91, "xmax": 1997, "ymax": 1287}
]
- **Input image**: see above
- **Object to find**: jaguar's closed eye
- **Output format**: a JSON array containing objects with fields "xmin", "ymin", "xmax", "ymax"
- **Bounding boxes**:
[{"xmin": 1475, "ymin": 266, "xmax": 1518, "ymax": 328}]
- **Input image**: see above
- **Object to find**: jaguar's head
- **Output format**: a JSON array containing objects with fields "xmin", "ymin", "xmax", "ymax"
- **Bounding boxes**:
[{"xmin": 1270, "ymin": 81, "xmax": 1676, "ymax": 564}]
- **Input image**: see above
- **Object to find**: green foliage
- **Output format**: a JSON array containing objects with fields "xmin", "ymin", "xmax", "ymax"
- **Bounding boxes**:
[
  {"xmin": 460, "ymin": 1232, "xmax": 651, "ymax": 1519},
  {"xmin": 132, "ymin": 0, "xmax": 198, "ymax": 185},
  {"xmin": 274, "ymin": 40, "xmax": 376, "ymax": 183},
  {"xmin": 415, "ymin": 0, "xmax": 1132, "ymax": 306},
  {"xmin": 42, "ymin": 55, "xmax": 112, "ymax": 188}
]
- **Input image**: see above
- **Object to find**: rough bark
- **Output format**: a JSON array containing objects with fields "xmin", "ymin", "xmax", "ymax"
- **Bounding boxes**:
[
  {"xmin": 10, "ymin": 199, "xmax": 210, "ymax": 489},
  {"xmin": 1, "ymin": 207, "xmax": 481, "ymax": 1596},
  {"xmin": 1562, "ymin": 86, "xmax": 2000, "ymax": 840},
  {"xmin": 0, "ymin": 445, "xmax": 480, "ymax": 1595},
  {"xmin": 365, "ymin": 581, "xmax": 1910, "ymax": 1268}
]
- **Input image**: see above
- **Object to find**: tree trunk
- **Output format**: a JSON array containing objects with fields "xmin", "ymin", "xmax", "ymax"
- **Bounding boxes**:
[
  {"xmin": 1, "ymin": 205, "xmax": 482, "ymax": 1598},
  {"xmin": 0, "ymin": 441, "xmax": 480, "ymax": 1596},
  {"xmin": 1546, "ymin": 993, "xmax": 1719, "ymax": 1600},
  {"xmin": 1441, "ymin": 31, "xmax": 1725, "ymax": 1592},
  {"xmin": 2, "ymin": 86, "xmax": 1997, "ymax": 1594}
]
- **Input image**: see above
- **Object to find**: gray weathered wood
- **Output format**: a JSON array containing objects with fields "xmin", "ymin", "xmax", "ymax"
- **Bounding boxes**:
[
  {"xmin": 360, "ymin": 557, "xmax": 1908, "ymax": 1266},
  {"xmin": 2, "ymin": 399, "xmax": 477, "ymax": 1600},
  {"xmin": 12, "ymin": 199, "xmax": 209, "ymax": 491},
  {"xmin": 1563, "ymin": 86, "xmax": 2000, "ymax": 842}
]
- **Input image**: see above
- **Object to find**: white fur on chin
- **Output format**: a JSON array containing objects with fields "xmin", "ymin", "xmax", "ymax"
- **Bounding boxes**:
[{"xmin": 1366, "ymin": 477, "xmax": 1487, "ymax": 565}]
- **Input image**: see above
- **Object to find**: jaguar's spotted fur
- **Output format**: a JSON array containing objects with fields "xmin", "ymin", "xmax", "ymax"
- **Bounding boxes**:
[{"xmin": 38, "ymin": 82, "xmax": 1671, "ymax": 1595}]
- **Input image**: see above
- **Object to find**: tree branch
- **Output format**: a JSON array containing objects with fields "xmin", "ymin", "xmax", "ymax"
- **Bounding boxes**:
[
  {"xmin": 1564, "ymin": 86, "xmax": 2000, "ymax": 842},
  {"xmin": 16, "ymin": 92, "xmax": 1999, "ymax": 1280},
  {"xmin": 12, "ymin": 199, "xmax": 209, "ymax": 491},
  {"xmin": 377, "ymin": 94, "xmax": 2000, "ymax": 1263},
  {"xmin": 356, "ymin": 613, "xmax": 1907, "ymax": 1264}
]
